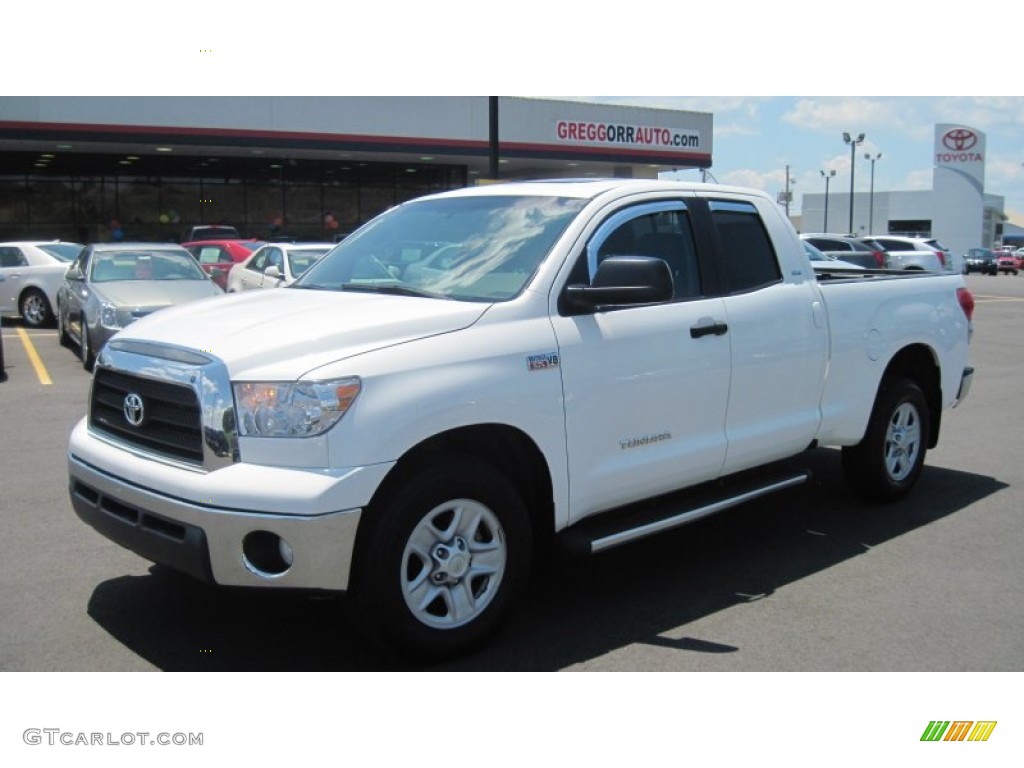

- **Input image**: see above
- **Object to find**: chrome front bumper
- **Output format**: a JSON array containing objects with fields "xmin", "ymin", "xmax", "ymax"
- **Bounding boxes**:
[{"xmin": 68, "ymin": 448, "xmax": 371, "ymax": 592}]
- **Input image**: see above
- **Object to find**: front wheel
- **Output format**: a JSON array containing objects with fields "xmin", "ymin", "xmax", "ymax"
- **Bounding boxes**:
[
  {"xmin": 350, "ymin": 455, "xmax": 531, "ymax": 660},
  {"xmin": 56, "ymin": 303, "xmax": 71, "ymax": 347},
  {"xmin": 842, "ymin": 375, "xmax": 929, "ymax": 502},
  {"xmin": 80, "ymin": 327, "xmax": 96, "ymax": 371}
]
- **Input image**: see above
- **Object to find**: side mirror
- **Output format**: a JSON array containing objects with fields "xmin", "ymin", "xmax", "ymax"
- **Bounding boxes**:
[
  {"xmin": 264, "ymin": 265, "xmax": 283, "ymax": 280},
  {"xmin": 563, "ymin": 255, "xmax": 673, "ymax": 314}
]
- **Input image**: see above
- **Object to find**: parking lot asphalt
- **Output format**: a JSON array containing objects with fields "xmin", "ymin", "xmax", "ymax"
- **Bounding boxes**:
[{"xmin": 1, "ymin": 274, "xmax": 1023, "ymax": 672}]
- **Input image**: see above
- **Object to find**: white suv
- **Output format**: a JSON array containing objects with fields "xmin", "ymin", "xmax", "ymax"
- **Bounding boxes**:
[{"xmin": 863, "ymin": 235, "xmax": 953, "ymax": 272}]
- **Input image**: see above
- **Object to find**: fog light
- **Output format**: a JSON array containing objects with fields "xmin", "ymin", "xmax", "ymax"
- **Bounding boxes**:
[{"xmin": 242, "ymin": 531, "xmax": 293, "ymax": 577}]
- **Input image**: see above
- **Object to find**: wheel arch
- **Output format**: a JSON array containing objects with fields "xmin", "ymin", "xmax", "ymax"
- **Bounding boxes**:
[
  {"xmin": 881, "ymin": 343, "xmax": 942, "ymax": 448},
  {"xmin": 354, "ymin": 423, "xmax": 555, "ymax": 566}
]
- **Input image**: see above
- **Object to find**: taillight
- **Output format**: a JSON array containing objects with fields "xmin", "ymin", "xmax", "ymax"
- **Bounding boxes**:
[
  {"xmin": 935, "ymin": 250, "xmax": 946, "ymax": 267},
  {"xmin": 957, "ymin": 287, "xmax": 975, "ymax": 322},
  {"xmin": 873, "ymin": 250, "xmax": 886, "ymax": 268}
]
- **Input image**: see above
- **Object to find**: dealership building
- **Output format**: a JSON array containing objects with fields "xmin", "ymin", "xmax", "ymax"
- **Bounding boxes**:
[
  {"xmin": 0, "ymin": 97, "xmax": 713, "ymax": 243},
  {"xmin": 799, "ymin": 124, "xmax": 1005, "ymax": 257}
]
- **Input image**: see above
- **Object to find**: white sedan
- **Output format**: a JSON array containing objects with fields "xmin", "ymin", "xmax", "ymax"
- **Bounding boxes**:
[
  {"xmin": 0, "ymin": 241, "xmax": 83, "ymax": 327},
  {"xmin": 225, "ymin": 243, "xmax": 333, "ymax": 292}
]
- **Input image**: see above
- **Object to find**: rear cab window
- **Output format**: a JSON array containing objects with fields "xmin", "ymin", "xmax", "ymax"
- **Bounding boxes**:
[{"xmin": 707, "ymin": 200, "xmax": 781, "ymax": 294}]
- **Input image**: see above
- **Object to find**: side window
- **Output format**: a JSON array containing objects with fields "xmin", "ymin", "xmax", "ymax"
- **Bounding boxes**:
[
  {"xmin": 0, "ymin": 247, "xmax": 28, "ymax": 267},
  {"xmin": 249, "ymin": 248, "xmax": 268, "ymax": 272},
  {"xmin": 579, "ymin": 201, "xmax": 702, "ymax": 301},
  {"xmin": 709, "ymin": 201, "xmax": 781, "ymax": 294}
]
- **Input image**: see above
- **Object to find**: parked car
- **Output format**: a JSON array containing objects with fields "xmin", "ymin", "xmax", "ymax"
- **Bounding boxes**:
[
  {"xmin": 863, "ymin": 235, "xmax": 951, "ymax": 272},
  {"xmin": 57, "ymin": 243, "xmax": 223, "ymax": 369},
  {"xmin": 963, "ymin": 248, "xmax": 998, "ymax": 275},
  {"xmin": 226, "ymin": 242, "xmax": 333, "ymax": 292},
  {"xmin": 182, "ymin": 239, "xmax": 265, "ymax": 289},
  {"xmin": 801, "ymin": 241, "xmax": 864, "ymax": 270},
  {"xmin": 180, "ymin": 224, "xmax": 241, "ymax": 242},
  {"xmin": 799, "ymin": 234, "xmax": 888, "ymax": 269},
  {"xmin": 995, "ymin": 252, "xmax": 1020, "ymax": 275},
  {"xmin": 0, "ymin": 241, "xmax": 83, "ymax": 327}
]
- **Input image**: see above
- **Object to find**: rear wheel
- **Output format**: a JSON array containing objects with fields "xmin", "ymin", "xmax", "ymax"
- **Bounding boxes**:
[
  {"xmin": 350, "ymin": 455, "xmax": 531, "ymax": 660},
  {"xmin": 842, "ymin": 375, "xmax": 929, "ymax": 502},
  {"xmin": 19, "ymin": 289, "xmax": 52, "ymax": 328}
]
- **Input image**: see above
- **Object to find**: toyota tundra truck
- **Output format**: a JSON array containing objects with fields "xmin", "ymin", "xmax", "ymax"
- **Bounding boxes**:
[{"xmin": 67, "ymin": 179, "xmax": 975, "ymax": 659}]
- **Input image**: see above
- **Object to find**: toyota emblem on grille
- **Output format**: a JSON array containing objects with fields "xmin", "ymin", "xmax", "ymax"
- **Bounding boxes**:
[{"xmin": 123, "ymin": 393, "xmax": 145, "ymax": 427}]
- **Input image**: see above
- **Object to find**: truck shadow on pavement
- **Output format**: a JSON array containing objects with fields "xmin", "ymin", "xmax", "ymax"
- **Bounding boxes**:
[{"xmin": 86, "ymin": 449, "xmax": 1007, "ymax": 671}]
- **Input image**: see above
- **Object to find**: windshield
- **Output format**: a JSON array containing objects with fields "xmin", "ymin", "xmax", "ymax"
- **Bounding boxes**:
[
  {"xmin": 90, "ymin": 249, "xmax": 209, "ymax": 282},
  {"xmin": 287, "ymin": 247, "xmax": 330, "ymax": 277},
  {"xmin": 295, "ymin": 195, "xmax": 587, "ymax": 301},
  {"xmin": 803, "ymin": 242, "xmax": 835, "ymax": 261}
]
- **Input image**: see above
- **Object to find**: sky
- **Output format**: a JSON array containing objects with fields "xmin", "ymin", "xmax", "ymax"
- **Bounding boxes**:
[
  {"xmin": 564, "ymin": 96, "xmax": 1024, "ymax": 227},
  {"xmin": 573, "ymin": 96, "xmax": 1024, "ymax": 226}
]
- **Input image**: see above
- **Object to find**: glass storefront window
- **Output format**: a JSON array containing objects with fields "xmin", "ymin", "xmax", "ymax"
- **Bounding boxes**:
[{"xmin": 0, "ymin": 153, "xmax": 466, "ymax": 243}]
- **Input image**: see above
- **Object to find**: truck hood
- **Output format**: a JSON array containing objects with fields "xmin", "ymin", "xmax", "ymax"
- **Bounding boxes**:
[{"xmin": 112, "ymin": 288, "xmax": 490, "ymax": 379}]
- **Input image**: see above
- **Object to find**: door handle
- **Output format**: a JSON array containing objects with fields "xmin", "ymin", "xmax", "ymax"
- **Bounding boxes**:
[{"xmin": 690, "ymin": 320, "xmax": 728, "ymax": 339}]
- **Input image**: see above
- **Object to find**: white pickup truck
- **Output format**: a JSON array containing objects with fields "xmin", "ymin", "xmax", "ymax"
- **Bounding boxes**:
[{"xmin": 67, "ymin": 179, "xmax": 974, "ymax": 659}]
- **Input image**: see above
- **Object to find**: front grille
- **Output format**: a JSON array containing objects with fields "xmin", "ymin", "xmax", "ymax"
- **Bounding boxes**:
[{"xmin": 90, "ymin": 368, "xmax": 203, "ymax": 464}]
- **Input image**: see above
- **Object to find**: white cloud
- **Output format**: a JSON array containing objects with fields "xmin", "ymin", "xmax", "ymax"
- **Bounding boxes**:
[
  {"xmin": 718, "ymin": 168, "xmax": 776, "ymax": 192},
  {"xmin": 782, "ymin": 98, "xmax": 897, "ymax": 130},
  {"xmin": 715, "ymin": 122, "xmax": 760, "ymax": 139}
]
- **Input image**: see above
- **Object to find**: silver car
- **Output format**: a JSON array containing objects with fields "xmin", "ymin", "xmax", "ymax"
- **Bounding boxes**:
[
  {"xmin": 57, "ymin": 243, "xmax": 223, "ymax": 370},
  {"xmin": 0, "ymin": 241, "xmax": 83, "ymax": 327}
]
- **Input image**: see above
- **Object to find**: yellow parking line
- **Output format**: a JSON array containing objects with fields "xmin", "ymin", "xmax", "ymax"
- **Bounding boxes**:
[{"xmin": 15, "ymin": 326, "xmax": 53, "ymax": 386}]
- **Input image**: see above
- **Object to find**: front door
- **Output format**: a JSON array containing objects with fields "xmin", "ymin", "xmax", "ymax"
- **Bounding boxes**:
[{"xmin": 551, "ymin": 200, "xmax": 731, "ymax": 523}]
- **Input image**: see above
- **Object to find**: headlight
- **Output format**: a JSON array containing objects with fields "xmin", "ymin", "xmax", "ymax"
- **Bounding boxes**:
[
  {"xmin": 99, "ymin": 302, "xmax": 121, "ymax": 330},
  {"xmin": 233, "ymin": 377, "xmax": 361, "ymax": 437}
]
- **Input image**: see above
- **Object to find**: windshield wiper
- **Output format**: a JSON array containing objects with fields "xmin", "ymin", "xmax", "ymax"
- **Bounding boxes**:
[{"xmin": 339, "ymin": 283, "xmax": 444, "ymax": 299}]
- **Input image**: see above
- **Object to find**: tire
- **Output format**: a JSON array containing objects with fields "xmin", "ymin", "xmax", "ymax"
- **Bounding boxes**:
[
  {"xmin": 19, "ymin": 289, "xmax": 52, "ymax": 328},
  {"xmin": 842, "ymin": 375, "xmax": 929, "ymax": 503},
  {"xmin": 350, "ymin": 455, "xmax": 531, "ymax": 660},
  {"xmin": 57, "ymin": 304, "xmax": 71, "ymax": 347},
  {"xmin": 80, "ymin": 327, "xmax": 96, "ymax": 371}
]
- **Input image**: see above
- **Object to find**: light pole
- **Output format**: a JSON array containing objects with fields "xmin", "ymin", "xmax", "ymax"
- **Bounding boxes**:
[
  {"xmin": 782, "ymin": 164, "xmax": 796, "ymax": 218},
  {"xmin": 820, "ymin": 169, "xmax": 836, "ymax": 231},
  {"xmin": 843, "ymin": 132, "xmax": 865, "ymax": 233},
  {"xmin": 865, "ymin": 152, "xmax": 881, "ymax": 234}
]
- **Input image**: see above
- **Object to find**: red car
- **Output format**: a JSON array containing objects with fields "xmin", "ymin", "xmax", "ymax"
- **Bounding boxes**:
[
  {"xmin": 183, "ymin": 239, "xmax": 265, "ymax": 289},
  {"xmin": 994, "ymin": 249, "xmax": 1020, "ymax": 276}
]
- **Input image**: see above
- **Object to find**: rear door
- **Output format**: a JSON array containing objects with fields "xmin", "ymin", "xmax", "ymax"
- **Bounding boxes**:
[
  {"xmin": 0, "ymin": 246, "xmax": 28, "ymax": 314},
  {"xmin": 701, "ymin": 198, "xmax": 829, "ymax": 475}
]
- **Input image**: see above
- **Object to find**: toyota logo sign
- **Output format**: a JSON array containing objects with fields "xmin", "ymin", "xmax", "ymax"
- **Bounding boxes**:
[
  {"xmin": 123, "ymin": 393, "xmax": 145, "ymax": 427},
  {"xmin": 942, "ymin": 128, "xmax": 978, "ymax": 152}
]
